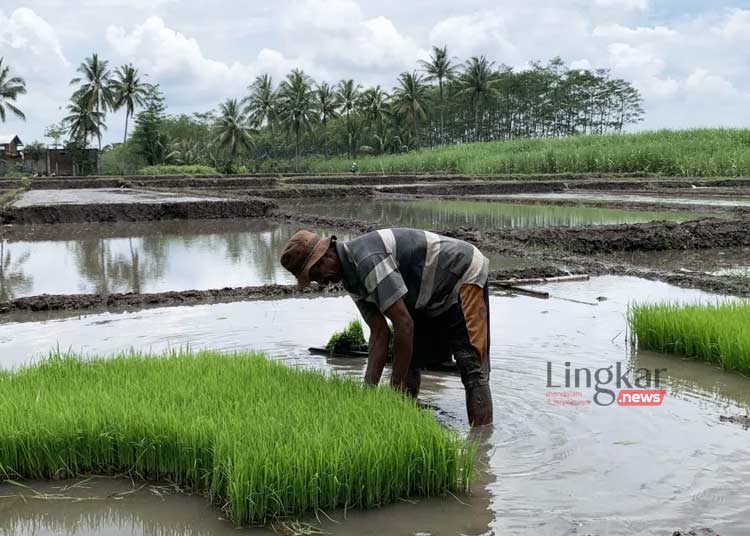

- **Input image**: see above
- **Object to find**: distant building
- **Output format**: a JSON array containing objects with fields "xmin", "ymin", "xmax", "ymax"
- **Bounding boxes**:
[
  {"xmin": 45, "ymin": 148, "xmax": 99, "ymax": 176},
  {"xmin": 0, "ymin": 135, "xmax": 24, "ymax": 161}
]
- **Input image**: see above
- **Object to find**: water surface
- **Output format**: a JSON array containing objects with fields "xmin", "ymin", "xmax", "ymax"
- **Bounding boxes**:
[
  {"xmin": 478, "ymin": 191, "xmax": 750, "ymax": 207},
  {"xmin": 0, "ymin": 276, "xmax": 747, "ymax": 535},
  {"xmin": 285, "ymin": 198, "xmax": 705, "ymax": 230},
  {"xmin": 0, "ymin": 220, "xmax": 343, "ymax": 299}
]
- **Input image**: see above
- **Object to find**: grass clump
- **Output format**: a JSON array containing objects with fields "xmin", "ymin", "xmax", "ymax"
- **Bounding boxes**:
[
  {"xmin": 298, "ymin": 129, "xmax": 750, "ymax": 177},
  {"xmin": 138, "ymin": 164, "xmax": 218, "ymax": 176},
  {"xmin": 0, "ymin": 350, "xmax": 473, "ymax": 525},
  {"xmin": 628, "ymin": 301, "xmax": 750, "ymax": 374},
  {"xmin": 326, "ymin": 319, "xmax": 367, "ymax": 353}
]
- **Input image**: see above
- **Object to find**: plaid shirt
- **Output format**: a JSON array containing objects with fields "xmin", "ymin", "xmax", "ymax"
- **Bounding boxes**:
[{"xmin": 336, "ymin": 228, "xmax": 489, "ymax": 320}]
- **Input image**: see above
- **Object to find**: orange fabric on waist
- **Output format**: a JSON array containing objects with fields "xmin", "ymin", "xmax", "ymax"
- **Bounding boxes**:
[{"xmin": 459, "ymin": 284, "xmax": 488, "ymax": 363}]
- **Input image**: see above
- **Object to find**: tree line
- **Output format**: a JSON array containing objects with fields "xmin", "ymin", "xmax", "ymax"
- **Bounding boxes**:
[{"xmin": 1, "ymin": 48, "xmax": 645, "ymax": 174}]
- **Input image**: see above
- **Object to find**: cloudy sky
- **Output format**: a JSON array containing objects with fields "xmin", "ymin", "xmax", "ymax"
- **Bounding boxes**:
[{"xmin": 1, "ymin": 0, "xmax": 749, "ymax": 145}]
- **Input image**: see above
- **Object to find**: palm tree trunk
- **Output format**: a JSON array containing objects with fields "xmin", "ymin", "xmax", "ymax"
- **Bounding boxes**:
[
  {"xmin": 123, "ymin": 110, "xmax": 130, "ymax": 145},
  {"xmin": 346, "ymin": 110, "xmax": 351, "ymax": 159},
  {"xmin": 439, "ymin": 80, "xmax": 444, "ymax": 146}
]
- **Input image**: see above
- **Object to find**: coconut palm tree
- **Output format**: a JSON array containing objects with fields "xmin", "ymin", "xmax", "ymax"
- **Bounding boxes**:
[
  {"xmin": 314, "ymin": 82, "xmax": 337, "ymax": 156},
  {"xmin": 458, "ymin": 56, "xmax": 499, "ymax": 142},
  {"xmin": 335, "ymin": 79, "xmax": 361, "ymax": 159},
  {"xmin": 243, "ymin": 74, "xmax": 278, "ymax": 130},
  {"xmin": 359, "ymin": 86, "xmax": 389, "ymax": 126},
  {"xmin": 70, "ymin": 53, "xmax": 114, "ymax": 171},
  {"xmin": 111, "ymin": 64, "xmax": 150, "ymax": 144},
  {"xmin": 419, "ymin": 45, "xmax": 457, "ymax": 144},
  {"xmin": 64, "ymin": 94, "xmax": 106, "ymax": 146},
  {"xmin": 278, "ymin": 69, "xmax": 316, "ymax": 169},
  {"xmin": 215, "ymin": 98, "xmax": 255, "ymax": 172},
  {"xmin": 392, "ymin": 71, "xmax": 429, "ymax": 149},
  {"xmin": 0, "ymin": 58, "xmax": 27, "ymax": 123}
]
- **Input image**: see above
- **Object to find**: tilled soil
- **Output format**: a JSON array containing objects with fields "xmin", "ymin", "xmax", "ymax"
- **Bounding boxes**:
[
  {"xmin": 497, "ymin": 217, "xmax": 750, "ymax": 253},
  {"xmin": 0, "ymin": 197, "xmax": 276, "ymax": 225},
  {"xmin": 0, "ymin": 283, "xmax": 346, "ymax": 315}
]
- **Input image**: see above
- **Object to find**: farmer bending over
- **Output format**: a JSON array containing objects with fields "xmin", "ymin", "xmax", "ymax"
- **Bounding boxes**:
[{"xmin": 280, "ymin": 228, "xmax": 493, "ymax": 426}]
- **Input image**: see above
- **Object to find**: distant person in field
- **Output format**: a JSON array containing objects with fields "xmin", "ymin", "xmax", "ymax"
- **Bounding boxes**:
[{"xmin": 281, "ymin": 228, "xmax": 493, "ymax": 426}]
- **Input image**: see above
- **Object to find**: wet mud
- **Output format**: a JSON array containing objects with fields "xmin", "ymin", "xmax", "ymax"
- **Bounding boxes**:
[
  {"xmin": 720, "ymin": 414, "xmax": 750, "ymax": 429},
  {"xmin": 0, "ymin": 197, "xmax": 276, "ymax": 225},
  {"xmin": 497, "ymin": 217, "xmax": 750, "ymax": 254},
  {"xmin": 0, "ymin": 282, "xmax": 345, "ymax": 315}
]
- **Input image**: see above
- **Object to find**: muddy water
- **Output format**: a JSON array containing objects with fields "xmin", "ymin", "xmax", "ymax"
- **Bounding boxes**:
[
  {"xmin": 0, "ymin": 276, "xmax": 748, "ymax": 535},
  {"xmin": 0, "ymin": 220, "xmax": 346, "ymax": 299},
  {"xmin": 606, "ymin": 246, "xmax": 750, "ymax": 276},
  {"xmin": 284, "ymin": 198, "xmax": 703, "ymax": 230},
  {"xmin": 479, "ymin": 191, "xmax": 750, "ymax": 207},
  {"xmin": 0, "ymin": 219, "xmax": 536, "ymax": 299}
]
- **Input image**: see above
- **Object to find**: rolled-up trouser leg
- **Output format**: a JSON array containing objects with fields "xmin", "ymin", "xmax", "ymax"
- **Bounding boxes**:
[{"xmin": 448, "ymin": 283, "xmax": 493, "ymax": 426}]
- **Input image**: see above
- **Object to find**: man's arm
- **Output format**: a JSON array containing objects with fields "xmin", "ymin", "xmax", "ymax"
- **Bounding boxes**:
[
  {"xmin": 383, "ymin": 299, "xmax": 414, "ymax": 393},
  {"xmin": 363, "ymin": 309, "xmax": 390, "ymax": 386}
]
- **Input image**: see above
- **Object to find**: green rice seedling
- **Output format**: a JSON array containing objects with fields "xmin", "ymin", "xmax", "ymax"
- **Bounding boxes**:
[
  {"xmin": 325, "ymin": 319, "xmax": 367, "ymax": 353},
  {"xmin": 628, "ymin": 301, "xmax": 750, "ymax": 374},
  {"xmin": 0, "ymin": 350, "xmax": 474, "ymax": 525}
]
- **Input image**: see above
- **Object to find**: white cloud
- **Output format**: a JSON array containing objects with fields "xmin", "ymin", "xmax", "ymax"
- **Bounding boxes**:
[
  {"xmin": 594, "ymin": 0, "xmax": 649, "ymax": 11},
  {"xmin": 593, "ymin": 24, "xmax": 676, "ymax": 39},
  {"xmin": 106, "ymin": 17, "xmax": 264, "ymax": 105},
  {"xmin": 282, "ymin": 0, "xmax": 426, "ymax": 77},
  {"xmin": 0, "ymin": 8, "xmax": 68, "ymax": 66},
  {"xmin": 714, "ymin": 8, "xmax": 750, "ymax": 40},
  {"xmin": 429, "ymin": 12, "xmax": 517, "ymax": 62},
  {"xmin": 685, "ymin": 68, "xmax": 742, "ymax": 98}
]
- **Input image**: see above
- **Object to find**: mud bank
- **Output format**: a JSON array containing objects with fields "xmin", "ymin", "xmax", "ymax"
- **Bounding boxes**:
[
  {"xmin": 0, "ymin": 197, "xmax": 276, "ymax": 225},
  {"xmin": 497, "ymin": 217, "xmax": 750, "ymax": 254},
  {"xmin": 270, "ymin": 209, "xmax": 376, "ymax": 233},
  {"xmin": 219, "ymin": 185, "xmax": 374, "ymax": 199},
  {"xmin": 284, "ymin": 171, "xmax": 654, "ymax": 186},
  {"xmin": 26, "ymin": 176, "xmax": 278, "ymax": 190},
  {"xmin": 0, "ymin": 283, "xmax": 344, "ymax": 315}
]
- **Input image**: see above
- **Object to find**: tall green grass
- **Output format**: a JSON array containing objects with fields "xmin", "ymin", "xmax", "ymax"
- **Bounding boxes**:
[
  {"xmin": 0, "ymin": 351, "xmax": 473, "ymax": 524},
  {"xmin": 628, "ymin": 302, "xmax": 750, "ymax": 374},
  {"xmin": 299, "ymin": 129, "xmax": 750, "ymax": 177}
]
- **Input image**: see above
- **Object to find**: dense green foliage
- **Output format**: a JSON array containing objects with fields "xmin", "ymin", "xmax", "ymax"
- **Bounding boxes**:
[
  {"xmin": 628, "ymin": 301, "xmax": 750, "ymax": 374},
  {"xmin": 0, "ymin": 351, "xmax": 473, "ymax": 524},
  {"xmin": 292, "ymin": 129, "xmax": 750, "ymax": 177},
  {"xmin": 326, "ymin": 319, "xmax": 368, "ymax": 353},
  {"xmin": 138, "ymin": 164, "xmax": 218, "ymax": 175}
]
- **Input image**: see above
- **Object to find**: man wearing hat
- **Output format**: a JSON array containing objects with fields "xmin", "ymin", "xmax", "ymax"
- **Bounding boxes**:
[{"xmin": 281, "ymin": 228, "xmax": 493, "ymax": 426}]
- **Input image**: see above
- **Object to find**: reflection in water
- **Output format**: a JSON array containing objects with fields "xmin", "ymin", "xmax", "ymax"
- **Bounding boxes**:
[
  {"xmin": 0, "ymin": 241, "xmax": 33, "ymax": 300},
  {"xmin": 284, "ymin": 198, "xmax": 701, "ymax": 230},
  {"xmin": 2, "ymin": 220, "xmax": 346, "ymax": 297}
]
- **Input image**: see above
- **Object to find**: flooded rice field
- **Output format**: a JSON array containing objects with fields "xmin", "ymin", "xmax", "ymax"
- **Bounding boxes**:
[
  {"xmin": 0, "ymin": 219, "xmax": 540, "ymax": 299},
  {"xmin": 0, "ymin": 220, "xmax": 342, "ymax": 298},
  {"xmin": 1, "ymin": 275, "xmax": 748, "ymax": 535},
  {"xmin": 477, "ymin": 191, "xmax": 750, "ymax": 207},
  {"xmin": 282, "ymin": 198, "xmax": 707, "ymax": 230}
]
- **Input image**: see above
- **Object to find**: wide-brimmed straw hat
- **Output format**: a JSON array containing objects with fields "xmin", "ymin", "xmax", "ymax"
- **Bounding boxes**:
[{"xmin": 280, "ymin": 230, "xmax": 332, "ymax": 289}]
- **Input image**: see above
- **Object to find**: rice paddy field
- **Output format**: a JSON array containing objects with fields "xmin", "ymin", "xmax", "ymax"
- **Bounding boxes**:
[
  {"xmin": 299, "ymin": 129, "xmax": 750, "ymax": 176},
  {"xmin": 629, "ymin": 301, "xmax": 750, "ymax": 374},
  {"xmin": 0, "ymin": 350, "xmax": 473, "ymax": 525}
]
